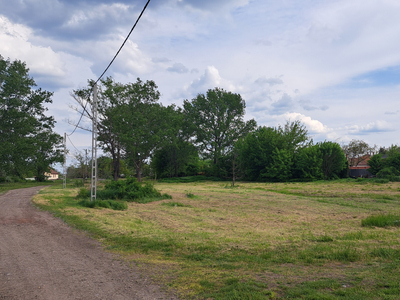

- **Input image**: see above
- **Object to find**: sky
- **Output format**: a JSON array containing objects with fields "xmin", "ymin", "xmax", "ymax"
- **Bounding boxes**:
[{"xmin": 1, "ymin": 0, "xmax": 399, "ymax": 166}]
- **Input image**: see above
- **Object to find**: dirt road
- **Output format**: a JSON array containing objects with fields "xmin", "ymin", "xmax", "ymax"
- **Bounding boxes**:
[{"xmin": 0, "ymin": 187, "xmax": 177, "ymax": 300}]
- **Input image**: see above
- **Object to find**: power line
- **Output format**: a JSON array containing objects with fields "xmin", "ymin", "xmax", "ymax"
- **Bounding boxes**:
[
  {"xmin": 67, "ymin": 96, "xmax": 90, "ymax": 136},
  {"xmin": 67, "ymin": 135, "xmax": 82, "ymax": 154},
  {"xmin": 94, "ymin": 0, "xmax": 151, "ymax": 85},
  {"xmin": 67, "ymin": 0, "xmax": 151, "ymax": 137}
]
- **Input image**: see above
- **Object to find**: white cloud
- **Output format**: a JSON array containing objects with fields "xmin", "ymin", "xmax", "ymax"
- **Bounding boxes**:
[
  {"xmin": 347, "ymin": 121, "xmax": 395, "ymax": 135},
  {"xmin": 0, "ymin": 16, "xmax": 66, "ymax": 79},
  {"xmin": 282, "ymin": 112, "xmax": 330, "ymax": 135},
  {"xmin": 185, "ymin": 66, "xmax": 235, "ymax": 96}
]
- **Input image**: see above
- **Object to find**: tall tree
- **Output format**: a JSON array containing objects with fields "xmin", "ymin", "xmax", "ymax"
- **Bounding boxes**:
[
  {"xmin": 183, "ymin": 88, "xmax": 257, "ymax": 165},
  {"xmin": 0, "ymin": 56, "xmax": 63, "ymax": 180},
  {"xmin": 318, "ymin": 141, "xmax": 348, "ymax": 179},
  {"xmin": 71, "ymin": 77, "xmax": 124, "ymax": 181},
  {"xmin": 111, "ymin": 79, "xmax": 169, "ymax": 182}
]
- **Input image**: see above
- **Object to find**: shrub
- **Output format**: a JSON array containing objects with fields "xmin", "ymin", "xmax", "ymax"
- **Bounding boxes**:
[
  {"xmin": 376, "ymin": 167, "xmax": 400, "ymax": 179},
  {"xmin": 97, "ymin": 178, "xmax": 171, "ymax": 202},
  {"xmin": 76, "ymin": 188, "xmax": 90, "ymax": 199}
]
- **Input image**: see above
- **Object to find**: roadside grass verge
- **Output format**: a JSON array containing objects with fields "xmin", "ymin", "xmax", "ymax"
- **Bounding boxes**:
[
  {"xmin": 0, "ymin": 180, "xmax": 60, "ymax": 195},
  {"xmin": 33, "ymin": 180, "xmax": 400, "ymax": 299}
]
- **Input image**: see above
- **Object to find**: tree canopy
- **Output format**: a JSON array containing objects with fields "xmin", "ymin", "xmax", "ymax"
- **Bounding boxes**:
[
  {"xmin": 183, "ymin": 88, "xmax": 257, "ymax": 165},
  {"xmin": 0, "ymin": 56, "xmax": 63, "ymax": 180}
]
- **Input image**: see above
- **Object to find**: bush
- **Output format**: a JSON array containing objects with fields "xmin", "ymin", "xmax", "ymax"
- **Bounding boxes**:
[
  {"xmin": 97, "ymin": 178, "xmax": 171, "ymax": 202},
  {"xmin": 376, "ymin": 167, "xmax": 400, "ymax": 179},
  {"xmin": 76, "ymin": 188, "xmax": 90, "ymax": 199},
  {"xmin": 362, "ymin": 214, "xmax": 400, "ymax": 227},
  {"xmin": 73, "ymin": 180, "xmax": 85, "ymax": 187}
]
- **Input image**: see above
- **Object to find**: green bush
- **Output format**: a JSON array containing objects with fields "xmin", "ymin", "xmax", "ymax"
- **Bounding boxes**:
[
  {"xmin": 376, "ymin": 167, "xmax": 400, "ymax": 179},
  {"xmin": 373, "ymin": 178, "xmax": 390, "ymax": 184},
  {"xmin": 97, "ymin": 178, "xmax": 171, "ymax": 202},
  {"xmin": 73, "ymin": 180, "xmax": 84, "ymax": 187},
  {"xmin": 362, "ymin": 214, "xmax": 400, "ymax": 227},
  {"xmin": 76, "ymin": 188, "xmax": 90, "ymax": 199}
]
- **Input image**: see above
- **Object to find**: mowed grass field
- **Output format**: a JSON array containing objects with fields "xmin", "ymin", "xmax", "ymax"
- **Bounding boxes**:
[{"xmin": 33, "ymin": 179, "xmax": 400, "ymax": 299}]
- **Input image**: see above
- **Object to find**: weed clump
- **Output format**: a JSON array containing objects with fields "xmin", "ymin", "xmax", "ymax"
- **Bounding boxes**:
[
  {"xmin": 79, "ymin": 199, "xmax": 127, "ymax": 211},
  {"xmin": 362, "ymin": 214, "xmax": 400, "ymax": 227},
  {"xmin": 100, "ymin": 178, "xmax": 171, "ymax": 202},
  {"xmin": 75, "ymin": 178, "xmax": 172, "ymax": 203}
]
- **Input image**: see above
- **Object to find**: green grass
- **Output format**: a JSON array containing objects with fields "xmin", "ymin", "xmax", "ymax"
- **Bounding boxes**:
[
  {"xmin": 79, "ymin": 199, "xmax": 128, "ymax": 210},
  {"xmin": 0, "ymin": 180, "xmax": 59, "ymax": 195},
  {"xmin": 32, "ymin": 180, "xmax": 400, "ymax": 299},
  {"xmin": 362, "ymin": 214, "xmax": 400, "ymax": 227}
]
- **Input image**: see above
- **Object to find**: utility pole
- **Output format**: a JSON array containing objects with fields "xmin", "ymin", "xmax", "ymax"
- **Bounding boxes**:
[
  {"xmin": 63, "ymin": 132, "xmax": 67, "ymax": 189},
  {"xmin": 91, "ymin": 84, "xmax": 98, "ymax": 202},
  {"xmin": 84, "ymin": 149, "xmax": 88, "ymax": 184}
]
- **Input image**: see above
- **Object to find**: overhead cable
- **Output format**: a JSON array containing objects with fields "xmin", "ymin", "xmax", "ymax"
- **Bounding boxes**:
[
  {"xmin": 94, "ymin": 0, "xmax": 151, "ymax": 85},
  {"xmin": 68, "ymin": 0, "xmax": 151, "ymax": 136}
]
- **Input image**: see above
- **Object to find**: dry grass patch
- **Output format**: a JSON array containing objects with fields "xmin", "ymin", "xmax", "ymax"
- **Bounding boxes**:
[{"xmin": 33, "ymin": 180, "xmax": 400, "ymax": 299}]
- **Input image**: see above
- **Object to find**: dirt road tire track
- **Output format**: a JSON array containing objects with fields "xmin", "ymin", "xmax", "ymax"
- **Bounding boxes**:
[{"xmin": 0, "ymin": 187, "xmax": 177, "ymax": 300}]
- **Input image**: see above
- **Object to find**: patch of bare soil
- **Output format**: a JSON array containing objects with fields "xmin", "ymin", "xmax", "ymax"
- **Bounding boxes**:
[{"xmin": 0, "ymin": 187, "xmax": 177, "ymax": 300}]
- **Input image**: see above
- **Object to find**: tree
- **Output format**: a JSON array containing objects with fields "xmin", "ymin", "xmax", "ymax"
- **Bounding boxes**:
[
  {"xmin": 318, "ymin": 141, "xmax": 347, "ymax": 179},
  {"xmin": 71, "ymin": 77, "xmax": 124, "ymax": 181},
  {"xmin": 293, "ymin": 144, "xmax": 323, "ymax": 180},
  {"xmin": 342, "ymin": 139, "xmax": 374, "ymax": 167},
  {"xmin": 367, "ymin": 154, "xmax": 383, "ymax": 175},
  {"xmin": 0, "ymin": 56, "xmax": 63, "ymax": 180},
  {"xmin": 110, "ymin": 79, "xmax": 170, "ymax": 182},
  {"xmin": 183, "ymin": 88, "xmax": 257, "ymax": 166},
  {"xmin": 238, "ymin": 121, "xmax": 310, "ymax": 181},
  {"xmin": 152, "ymin": 141, "xmax": 199, "ymax": 178}
]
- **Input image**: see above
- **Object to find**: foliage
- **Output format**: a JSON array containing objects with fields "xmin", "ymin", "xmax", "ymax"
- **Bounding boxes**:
[
  {"xmin": 99, "ymin": 178, "xmax": 171, "ymax": 202},
  {"xmin": 342, "ymin": 139, "xmax": 374, "ymax": 167},
  {"xmin": 152, "ymin": 141, "xmax": 199, "ymax": 178},
  {"xmin": 0, "ymin": 56, "xmax": 63, "ymax": 179},
  {"xmin": 239, "ymin": 121, "xmax": 315, "ymax": 181},
  {"xmin": 76, "ymin": 179, "xmax": 172, "ymax": 202},
  {"xmin": 318, "ymin": 141, "xmax": 348, "ymax": 179},
  {"xmin": 183, "ymin": 87, "xmax": 257, "ymax": 166},
  {"xmin": 110, "ymin": 79, "xmax": 172, "ymax": 182},
  {"xmin": 367, "ymin": 153, "xmax": 384, "ymax": 175},
  {"xmin": 292, "ymin": 144, "xmax": 323, "ymax": 180}
]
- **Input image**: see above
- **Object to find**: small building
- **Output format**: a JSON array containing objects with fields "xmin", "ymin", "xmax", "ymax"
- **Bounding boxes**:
[
  {"xmin": 348, "ymin": 155, "xmax": 372, "ymax": 178},
  {"xmin": 45, "ymin": 169, "xmax": 59, "ymax": 180}
]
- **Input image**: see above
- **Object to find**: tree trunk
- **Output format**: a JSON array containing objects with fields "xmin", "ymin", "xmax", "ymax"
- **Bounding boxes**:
[
  {"xmin": 173, "ymin": 147, "xmax": 177, "ymax": 177},
  {"xmin": 136, "ymin": 164, "xmax": 142, "ymax": 182}
]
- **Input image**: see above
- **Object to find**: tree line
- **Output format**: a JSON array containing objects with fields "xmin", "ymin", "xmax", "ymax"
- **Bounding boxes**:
[
  {"xmin": 5, "ymin": 56, "xmax": 395, "ymax": 183},
  {"xmin": 71, "ymin": 77, "xmax": 350, "ymax": 182}
]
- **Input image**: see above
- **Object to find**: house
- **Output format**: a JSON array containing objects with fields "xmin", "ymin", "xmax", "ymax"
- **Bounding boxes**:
[
  {"xmin": 45, "ymin": 169, "xmax": 59, "ymax": 180},
  {"xmin": 347, "ymin": 154, "xmax": 372, "ymax": 178}
]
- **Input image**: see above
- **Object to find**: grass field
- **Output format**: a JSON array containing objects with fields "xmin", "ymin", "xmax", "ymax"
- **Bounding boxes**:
[
  {"xmin": 0, "ymin": 180, "xmax": 58, "ymax": 195},
  {"xmin": 32, "ymin": 179, "xmax": 400, "ymax": 299}
]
